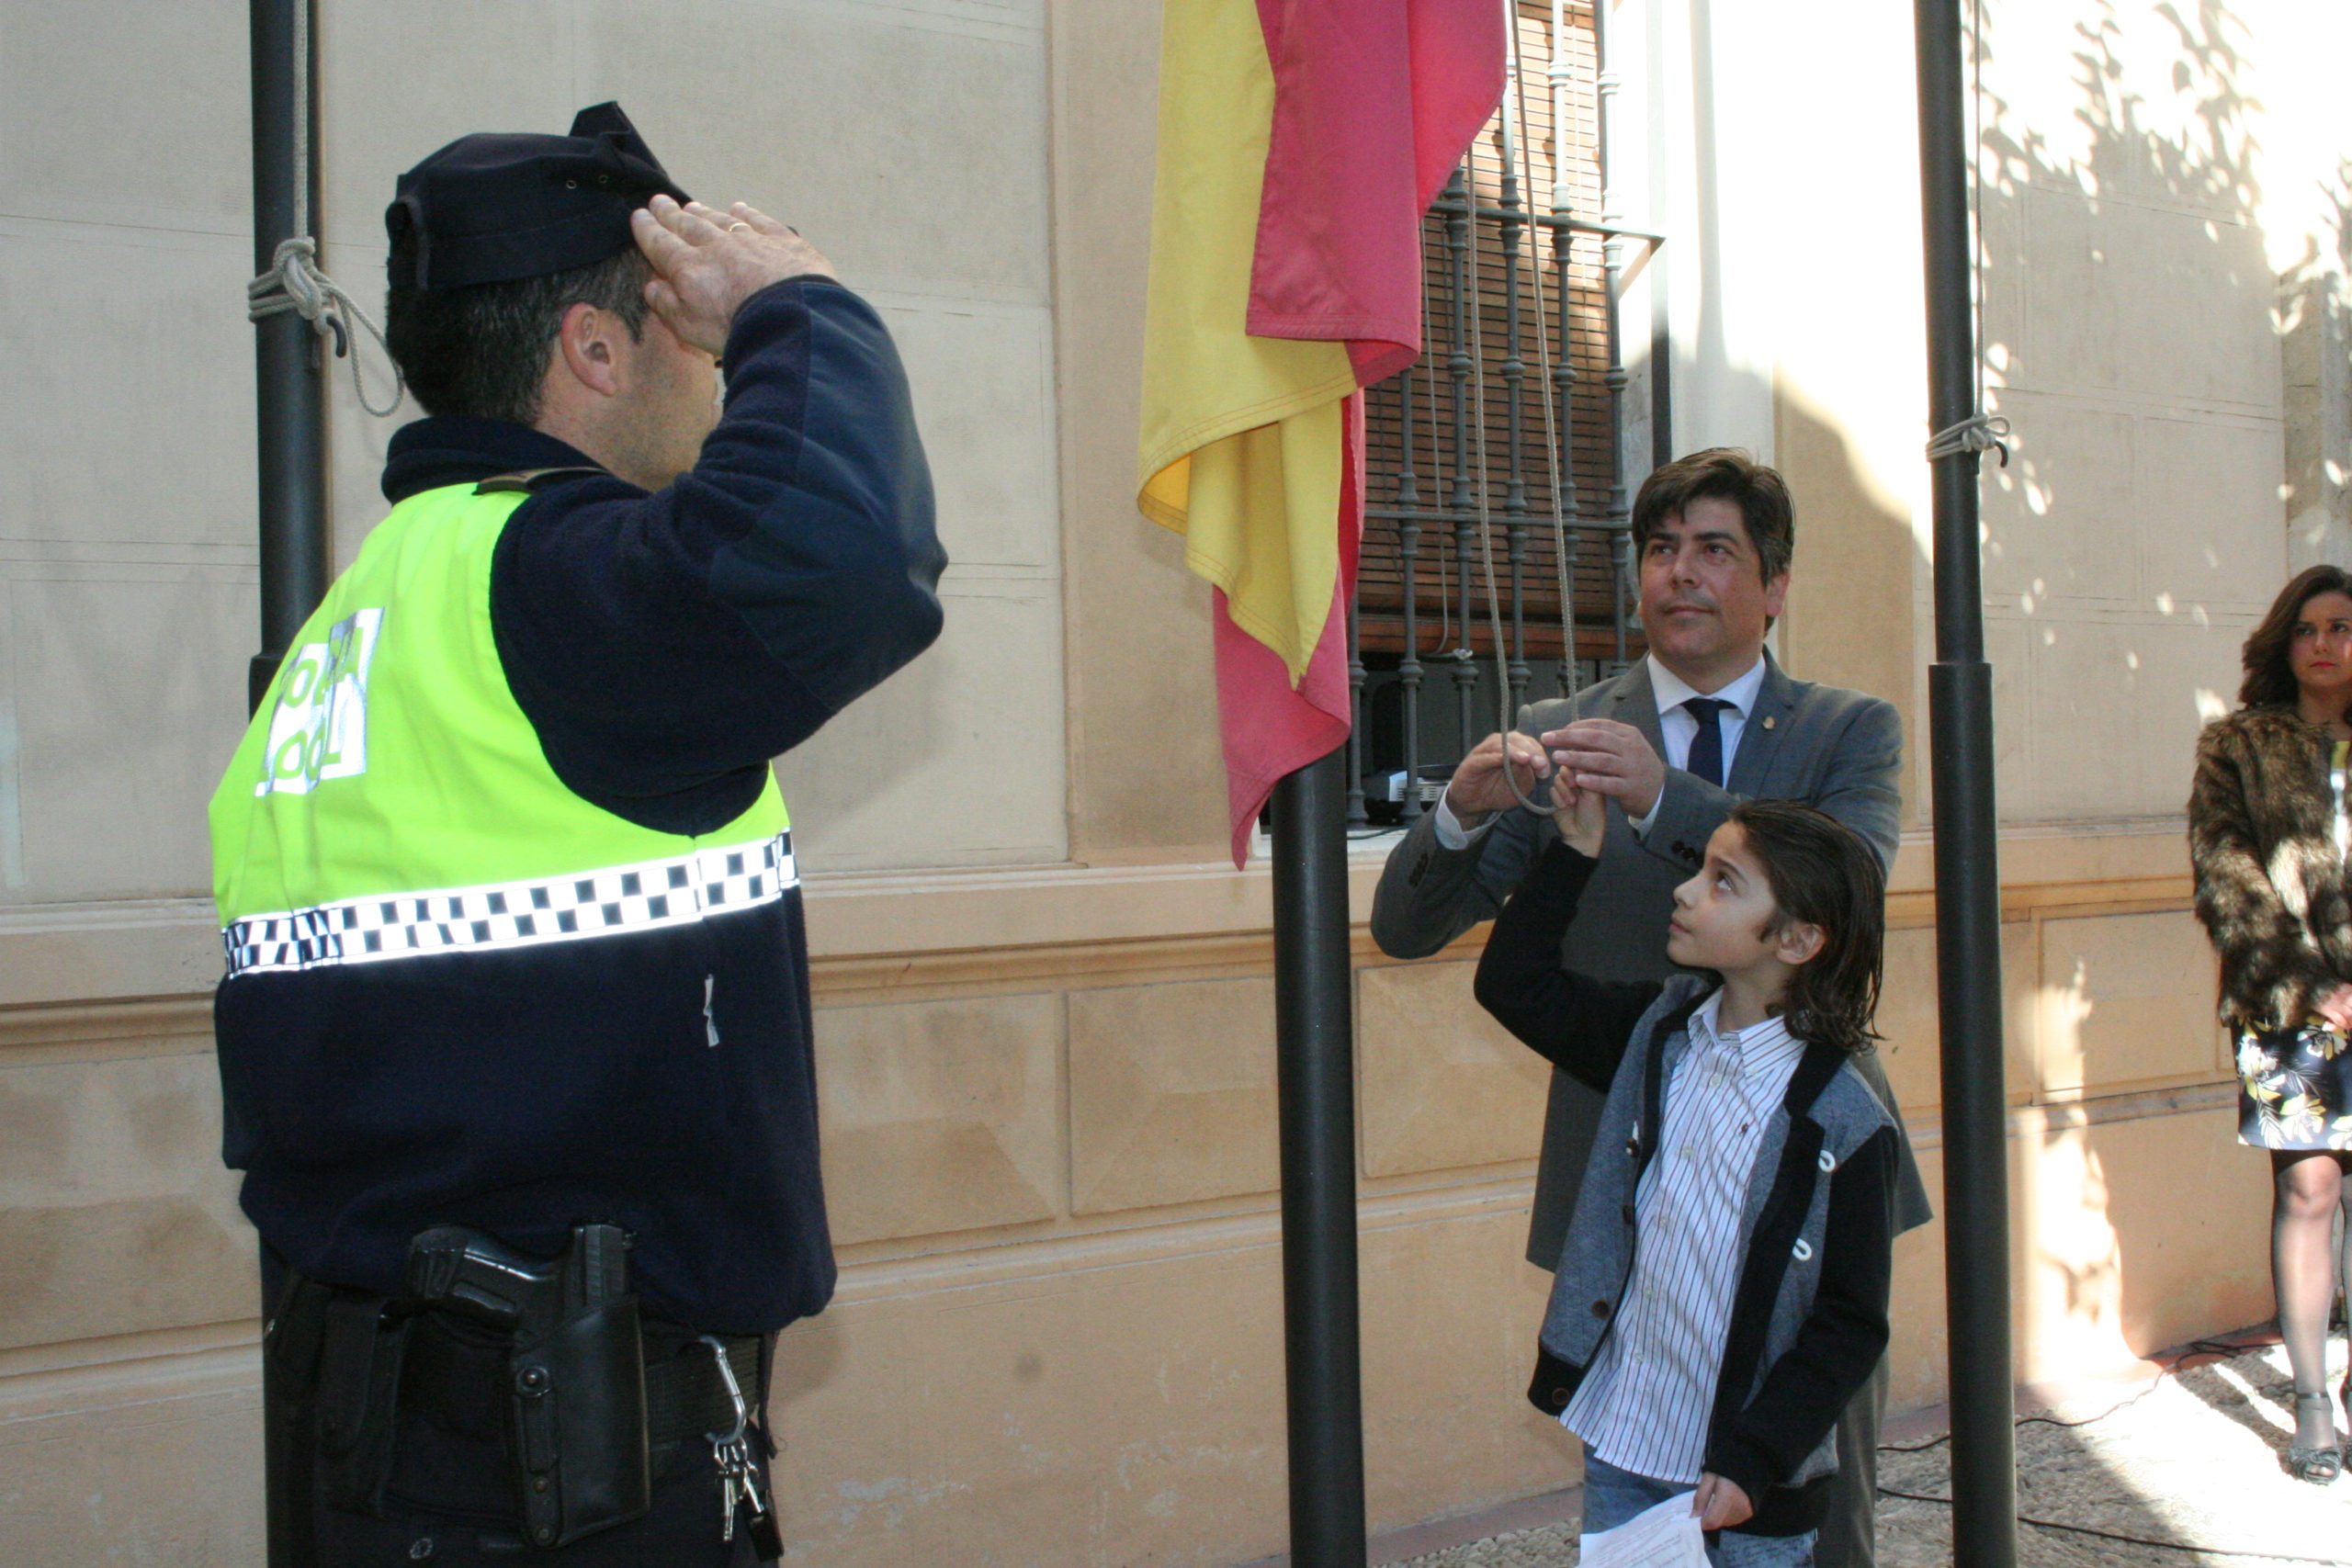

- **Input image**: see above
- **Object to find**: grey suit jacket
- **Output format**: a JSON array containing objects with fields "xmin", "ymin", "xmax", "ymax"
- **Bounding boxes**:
[{"xmin": 1369, "ymin": 652, "xmax": 1931, "ymax": 1265}]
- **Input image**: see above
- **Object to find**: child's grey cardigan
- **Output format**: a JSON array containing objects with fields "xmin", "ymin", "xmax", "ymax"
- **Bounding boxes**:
[{"xmin": 1475, "ymin": 844, "xmax": 1902, "ymax": 1539}]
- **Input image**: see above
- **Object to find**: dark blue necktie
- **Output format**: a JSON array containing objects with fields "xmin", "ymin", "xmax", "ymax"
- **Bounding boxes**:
[{"xmin": 1683, "ymin": 696, "xmax": 1732, "ymax": 787}]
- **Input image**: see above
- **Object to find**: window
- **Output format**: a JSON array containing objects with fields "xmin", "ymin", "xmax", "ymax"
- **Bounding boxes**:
[{"xmin": 1350, "ymin": 0, "xmax": 1667, "ymax": 827}]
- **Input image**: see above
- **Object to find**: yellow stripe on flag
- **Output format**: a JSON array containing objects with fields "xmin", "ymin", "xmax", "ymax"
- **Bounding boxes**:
[{"xmin": 1137, "ymin": 0, "xmax": 1357, "ymax": 683}]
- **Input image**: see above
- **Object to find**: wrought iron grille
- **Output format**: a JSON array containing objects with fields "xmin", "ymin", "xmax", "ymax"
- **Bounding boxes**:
[{"xmin": 1348, "ymin": 0, "xmax": 1668, "ymax": 830}]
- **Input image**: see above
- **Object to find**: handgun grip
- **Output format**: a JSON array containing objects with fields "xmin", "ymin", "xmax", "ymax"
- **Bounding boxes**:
[
  {"xmin": 566, "ymin": 1224, "xmax": 630, "ymax": 1313},
  {"xmin": 404, "ymin": 1224, "xmax": 551, "ymax": 1326}
]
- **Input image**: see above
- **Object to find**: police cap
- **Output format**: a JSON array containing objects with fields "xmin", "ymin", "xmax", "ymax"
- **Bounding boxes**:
[{"xmin": 386, "ymin": 102, "xmax": 688, "ymax": 293}]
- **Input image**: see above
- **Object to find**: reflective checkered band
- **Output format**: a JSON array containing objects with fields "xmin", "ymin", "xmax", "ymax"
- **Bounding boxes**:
[{"xmin": 222, "ymin": 832, "xmax": 796, "ymax": 976}]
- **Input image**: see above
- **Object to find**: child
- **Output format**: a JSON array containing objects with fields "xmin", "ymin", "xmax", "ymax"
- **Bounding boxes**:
[{"xmin": 1474, "ymin": 775, "xmax": 1898, "ymax": 1568}]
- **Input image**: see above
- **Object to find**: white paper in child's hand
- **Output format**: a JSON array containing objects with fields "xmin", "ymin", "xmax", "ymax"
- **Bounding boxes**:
[{"xmin": 1577, "ymin": 1489, "xmax": 1708, "ymax": 1568}]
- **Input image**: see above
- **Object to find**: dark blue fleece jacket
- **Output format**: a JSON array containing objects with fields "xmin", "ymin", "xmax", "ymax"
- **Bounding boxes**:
[{"xmin": 216, "ymin": 276, "xmax": 944, "ymax": 1333}]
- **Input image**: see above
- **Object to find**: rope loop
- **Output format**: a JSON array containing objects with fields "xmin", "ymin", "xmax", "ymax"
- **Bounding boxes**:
[
  {"xmin": 247, "ymin": 237, "xmax": 405, "ymax": 418},
  {"xmin": 1925, "ymin": 412, "xmax": 2011, "ymax": 468}
]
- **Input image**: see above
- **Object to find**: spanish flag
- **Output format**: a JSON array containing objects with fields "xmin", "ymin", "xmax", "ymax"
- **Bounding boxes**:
[{"xmin": 1138, "ymin": 0, "xmax": 1505, "ymax": 864}]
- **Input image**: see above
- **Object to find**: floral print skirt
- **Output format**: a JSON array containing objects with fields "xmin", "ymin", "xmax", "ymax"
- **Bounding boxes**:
[{"xmin": 2238, "ymin": 1021, "xmax": 2352, "ymax": 1150}]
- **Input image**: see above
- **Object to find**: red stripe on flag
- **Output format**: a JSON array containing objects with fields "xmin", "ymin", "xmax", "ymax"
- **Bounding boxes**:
[
  {"xmin": 1215, "ymin": 396, "xmax": 1365, "ymax": 866},
  {"xmin": 1247, "ymin": 0, "xmax": 1508, "ymax": 386}
]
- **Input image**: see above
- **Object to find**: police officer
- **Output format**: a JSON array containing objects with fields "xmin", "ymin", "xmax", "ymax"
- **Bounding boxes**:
[{"xmin": 209, "ymin": 105, "xmax": 944, "ymax": 1564}]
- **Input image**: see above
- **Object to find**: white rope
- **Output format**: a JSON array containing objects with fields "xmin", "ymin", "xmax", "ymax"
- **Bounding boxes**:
[
  {"xmin": 1419, "ymin": 263, "xmax": 1454, "ymax": 657},
  {"xmin": 1970, "ymin": 0, "xmax": 1988, "ymax": 423},
  {"xmin": 1464, "ymin": 0, "xmax": 1583, "ymax": 814},
  {"xmin": 247, "ymin": 236, "xmax": 405, "ymax": 418},
  {"xmin": 290, "ymin": 0, "xmax": 311, "ymax": 242},
  {"xmin": 1511, "ymin": 0, "xmax": 1578, "ymax": 701},
  {"xmin": 1925, "ymin": 412, "xmax": 2011, "ymax": 466},
  {"xmin": 1463, "ymin": 113, "xmax": 1553, "ymax": 817},
  {"xmin": 1924, "ymin": 0, "xmax": 2007, "ymax": 471}
]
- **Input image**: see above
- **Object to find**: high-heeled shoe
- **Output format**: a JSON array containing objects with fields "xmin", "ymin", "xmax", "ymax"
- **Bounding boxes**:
[{"xmin": 2288, "ymin": 1392, "xmax": 2343, "ymax": 1484}]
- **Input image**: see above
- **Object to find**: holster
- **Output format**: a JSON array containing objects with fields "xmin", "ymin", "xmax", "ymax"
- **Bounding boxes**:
[
  {"xmin": 314, "ymin": 1295, "xmax": 413, "ymax": 1513},
  {"xmin": 401, "ymin": 1222, "xmax": 650, "ymax": 1550},
  {"xmin": 507, "ymin": 1293, "xmax": 650, "ymax": 1549},
  {"xmin": 279, "ymin": 1224, "xmax": 731, "ymax": 1552}
]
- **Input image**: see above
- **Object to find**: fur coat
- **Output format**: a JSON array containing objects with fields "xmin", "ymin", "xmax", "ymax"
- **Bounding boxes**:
[{"xmin": 2188, "ymin": 705, "xmax": 2352, "ymax": 1033}]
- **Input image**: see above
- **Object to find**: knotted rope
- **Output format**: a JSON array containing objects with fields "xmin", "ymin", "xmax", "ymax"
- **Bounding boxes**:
[
  {"xmin": 247, "ymin": 237, "xmax": 404, "ymax": 417},
  {"xmin": 1924, "ymin": 412, "xmax": 2011, "ymax": 467}
]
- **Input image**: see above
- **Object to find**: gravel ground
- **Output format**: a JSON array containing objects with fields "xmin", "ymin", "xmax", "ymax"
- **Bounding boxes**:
[
  {"xmin": 1392, "ymin": 1523, "xmax": 1580, "ymax": 1567},
  {"xmin": 1387, "ymin": 1343, "xmax": 2352, "ymax": 1567}
]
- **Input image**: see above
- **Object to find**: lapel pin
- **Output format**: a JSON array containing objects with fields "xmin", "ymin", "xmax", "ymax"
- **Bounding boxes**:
[{"xmin": 1762, "ymin": 716, "xmax": 1777, "ymax": 730}]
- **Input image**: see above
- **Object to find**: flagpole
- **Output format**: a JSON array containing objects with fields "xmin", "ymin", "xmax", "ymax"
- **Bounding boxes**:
[
  {"xmin": 1915, "ymin": 1, "xmax": 2018, "ymax": 1564},
  {"xmin": 1270, "ymin": 744, "xmax": 1368, "ymax": 1566}
]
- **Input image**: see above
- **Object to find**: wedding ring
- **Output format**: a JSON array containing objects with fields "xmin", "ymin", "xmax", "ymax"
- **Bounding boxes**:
[{"xmin": 729, "ymin": 222, "xmax": 753, "ymax": 233}]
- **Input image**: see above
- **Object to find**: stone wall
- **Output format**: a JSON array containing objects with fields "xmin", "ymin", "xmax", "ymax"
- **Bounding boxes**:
[{"xmin": 0, "ymin": 840, "xmax": 2273, "ymax": 1563}]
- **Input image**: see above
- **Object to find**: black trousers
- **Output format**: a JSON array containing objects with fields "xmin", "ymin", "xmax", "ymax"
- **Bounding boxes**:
[
  {"xmin": 264, "ymin": 1254, "xmax": 777, "ymax": 1567},
  {"xmin": 300, "ymin": 1438, "xmax": 775, "ymax": 1567}
]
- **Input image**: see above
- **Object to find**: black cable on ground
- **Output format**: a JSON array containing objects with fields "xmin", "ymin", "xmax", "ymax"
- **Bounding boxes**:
[
  {"xmin": 1879, "ymin": 1337, "xmax": 2270, "ymax": 1453},
  {"xmin": 1876, "ymin": 1484, "xmax": 2351, "ymax": 1565},
  {"xmin": 1872, "ymin": 1337, "xmax": 2340, "ymax": 1565}
]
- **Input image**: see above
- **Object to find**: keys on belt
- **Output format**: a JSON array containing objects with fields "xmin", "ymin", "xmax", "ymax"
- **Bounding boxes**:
[{"xmin": 699, "ymin": 1334, "xmax": 784, "ymax": 1560}]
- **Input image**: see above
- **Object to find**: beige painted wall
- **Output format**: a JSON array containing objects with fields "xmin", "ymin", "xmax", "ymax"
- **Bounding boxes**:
[
  {"xmin": 1052, "ymin": 0, "xmax": 1230, "ymax": 865},
  {"xmin": 1736, "ymin": 0, "xmax": 2352, "ymax": 833},
  {"xmin": 1969, "ymin": 0, "xmax": 2352, "ymax": 822},
  {"xmin": 0, "ymin": 0, "xmax": 1069, "ymax": 898},
  {"xmin": 0, "ymin": 834, "xmax": 2275, "ymax": 1564},
  {"xmin": 6, "ymin": 0, "xmax": 2348, "ymax": 1564}
]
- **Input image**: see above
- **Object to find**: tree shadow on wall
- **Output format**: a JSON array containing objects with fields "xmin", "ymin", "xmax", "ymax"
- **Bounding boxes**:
[
  {"xmin": 1972, "ymin": 0, "xmax": 2324, "ymax": 813},
  {"xmin": 1781, "ymin": 1, "xmax": 2334, "ymax": 1559},
  {"xmin": 1967, "ymin": 0, "xmax": 2340, "ymax": 1543}
]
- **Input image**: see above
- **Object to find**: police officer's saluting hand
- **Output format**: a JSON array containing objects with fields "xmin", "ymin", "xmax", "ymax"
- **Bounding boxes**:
[
  {"xmin": 209, "ymin": 104, "xmax": 944, "ymax": 1566},
  {"xmin": 631, "ymin": 195, "xmax": 833, "ymax": 351}
]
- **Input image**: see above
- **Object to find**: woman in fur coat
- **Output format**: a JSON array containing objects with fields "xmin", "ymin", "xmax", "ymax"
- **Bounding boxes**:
[{"xmin": 2189, "ymin": 562, "xmax": 2352, "ymax": 1483}]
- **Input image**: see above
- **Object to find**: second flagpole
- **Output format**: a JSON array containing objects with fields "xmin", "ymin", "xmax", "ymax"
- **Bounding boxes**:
[{"xmin": 1271, "ymin": 744, "xmax": 1369, "ymax": 1564}]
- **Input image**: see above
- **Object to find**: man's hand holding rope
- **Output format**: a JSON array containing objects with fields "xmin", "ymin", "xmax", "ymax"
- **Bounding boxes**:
[
  {"xmin": 1544, "ymin": 718, "xmax": 1668, "ymax": 821},
  {"xmin": 1441, "ymin": 731, "xmax": 1553, "ymax": 829}
]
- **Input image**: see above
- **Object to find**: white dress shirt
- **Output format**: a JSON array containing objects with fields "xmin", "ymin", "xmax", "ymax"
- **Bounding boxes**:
[
  {"xmin": 1561, "ymin": 992, "xmax": 1806, "ymax": 1483},
  {"xmin": 1431, "ymin": 653, "xmax": 1770, "ymax": 849}
]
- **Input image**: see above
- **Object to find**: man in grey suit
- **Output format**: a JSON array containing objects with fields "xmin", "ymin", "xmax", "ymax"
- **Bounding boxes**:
[{"xmin": 1371, "ymin": 448, "xmax": 1929, "ymax": 1568}]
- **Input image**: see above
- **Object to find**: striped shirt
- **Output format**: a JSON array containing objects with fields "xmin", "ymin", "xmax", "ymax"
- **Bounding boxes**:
[{"xmin": 1563, "ymin": 992, "xmax": 1807, "ymax": 1483}]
